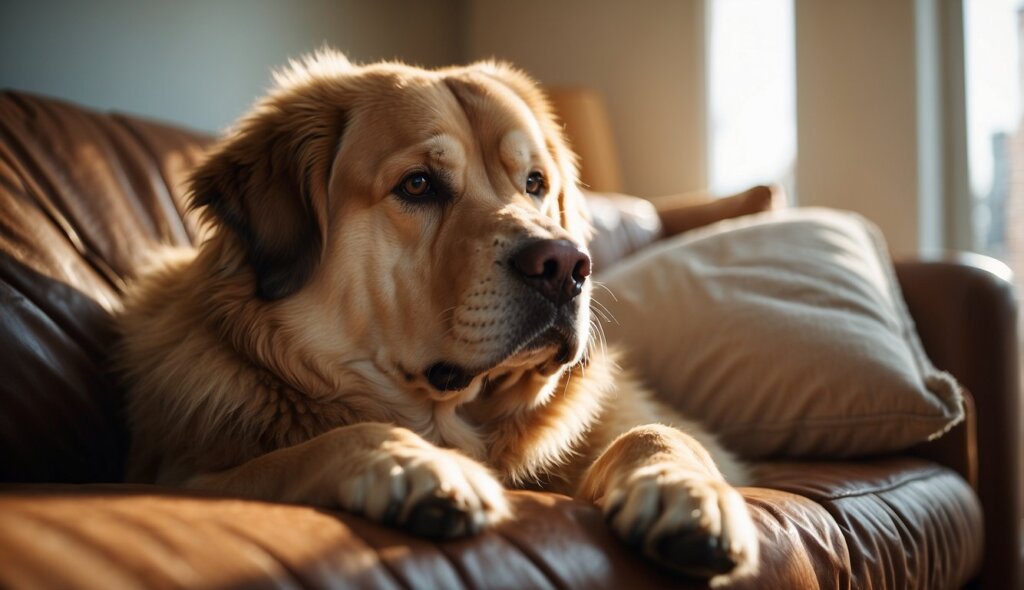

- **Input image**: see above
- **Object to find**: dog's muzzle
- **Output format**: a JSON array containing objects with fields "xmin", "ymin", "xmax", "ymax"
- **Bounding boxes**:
[{"xmin": 422, "ymin": 239, "xmax": 590, "ymax": 393}]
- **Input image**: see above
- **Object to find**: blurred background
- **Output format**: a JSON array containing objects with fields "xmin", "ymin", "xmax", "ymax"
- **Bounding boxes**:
[{"xmin": 0, "ymin": 0, "xmax": 1020, "ymax": 280}]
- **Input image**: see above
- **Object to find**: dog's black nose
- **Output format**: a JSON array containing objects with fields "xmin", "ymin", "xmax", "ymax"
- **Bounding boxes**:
[{"xmin": 510, "ymin": 239, "xmax": 591, "ymax": 305}]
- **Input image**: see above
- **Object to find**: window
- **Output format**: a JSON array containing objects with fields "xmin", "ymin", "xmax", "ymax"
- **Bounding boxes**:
[
  {"xmin": 706, "ymin": 0, "xmax": 796, "ymax": 198},
  {"xmin": 964, "ymin": 0, "xmax": 1022, "ymax": 273},
  {"xmin": 963, "ymin": 0, "xmax": 1024, "ymax": 397}
]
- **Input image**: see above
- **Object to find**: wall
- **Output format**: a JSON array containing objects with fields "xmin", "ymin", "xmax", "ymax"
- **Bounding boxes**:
[
  {"xmin": 793, "ymin": 0, "xmax": 941, "ymax": 255},
  {"xmin": 466, "ymin": 0, "xmax": 948, "ymax": 252},
  {"xmin": 465, "ymin": 0, "xmax": 707, "ymax": 199},
  {"xmin": 0, "ymin": 0, "xmax": 465, "ymax": 133},
  {"xmin": 2, "ymin": 1, "xmax": 949, "ymax": 253}
]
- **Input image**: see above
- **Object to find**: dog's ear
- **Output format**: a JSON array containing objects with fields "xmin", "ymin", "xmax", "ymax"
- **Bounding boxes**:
[{"xmin": 189, "ymin": 52, "xmax": 350, "ymax": 300}]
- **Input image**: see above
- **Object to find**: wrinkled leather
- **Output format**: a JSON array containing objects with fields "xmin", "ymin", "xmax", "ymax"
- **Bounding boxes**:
[
  {"xmin": 754, "ymin": 459, "xmax": 984, "ymax": 589},
  {"xmin": 0, "ymin": 91, "xmax": 1002, "ymax": 588},
  {"xmin": 0, "ymin": 459, "xmax": 981, "ymax": 590}
]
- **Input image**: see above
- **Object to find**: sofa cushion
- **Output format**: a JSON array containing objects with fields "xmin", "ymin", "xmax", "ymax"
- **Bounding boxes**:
[
  {"xmin": 594, "ymin": 209, "xmax": 965, "ymax": 459},
  {"xmin": 0, "ymin": 458, "xmax": 981, "ymax": 589},
  {"xmin": 753, "ymin": 458, "xmax": 983, "ymax": 589}
]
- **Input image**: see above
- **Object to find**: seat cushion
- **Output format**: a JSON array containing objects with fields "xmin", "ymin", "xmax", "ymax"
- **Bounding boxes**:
[
  {"xmin": 752, "ymin": 458, "xmax": 984, "ymax": 589},
  {"xmin": 0, "ymin": 459, "xmax": 981, "ymax": 589}
]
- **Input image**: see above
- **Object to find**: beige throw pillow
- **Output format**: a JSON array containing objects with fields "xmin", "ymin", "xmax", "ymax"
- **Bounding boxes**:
[{"xmin": 594, "ymin": 208, "xmax": 964, "ymax": 459}]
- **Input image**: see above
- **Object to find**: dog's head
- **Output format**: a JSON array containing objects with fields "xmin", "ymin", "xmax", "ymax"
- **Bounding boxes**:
[{"xmin": 190, "ymin": 50, "xmax": 594, "ymax": 400}]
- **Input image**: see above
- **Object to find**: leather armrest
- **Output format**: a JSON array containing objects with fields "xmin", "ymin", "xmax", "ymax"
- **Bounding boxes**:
[{"xmin": 895, "ymin": 253, "xmax": 1021, "ymax": 590}]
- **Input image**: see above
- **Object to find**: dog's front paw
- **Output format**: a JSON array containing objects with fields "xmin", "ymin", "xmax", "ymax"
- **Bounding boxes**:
[
  {"xmin": 337, "ymin": 440, "xmax": 509, "ymax": 539},
  {"xmin": 602, "ymin": 464, "xmax": 758, "ymax": 584}
]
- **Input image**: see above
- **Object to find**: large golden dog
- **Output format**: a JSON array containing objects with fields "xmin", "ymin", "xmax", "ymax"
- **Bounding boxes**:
[{"xmin": 117, "ymin": 50, "xmax": 758, "ymax": 583}]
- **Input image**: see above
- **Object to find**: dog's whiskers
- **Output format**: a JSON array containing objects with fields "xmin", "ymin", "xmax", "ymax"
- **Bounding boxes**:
[
  {"xmin": 590, "ymin": 299, "xmax": 618, "ymax": 326},
  {"xmin": 586, "ymin": 317, "xmax": 609, "ymax": 365},
  {"xmin": 592, "ymin": 281, "xmax": 619, "ymax": 302},
  {"xmin": 436, "ymin": 305, "xmax": 467, "ymax": 341},
  {"xmin": 436, "ymin": 305, "xmax": 457, "ymax": 324},
  {"xmin": 589, "ymin": 303, "xmax": 612, "ymax": 324}
]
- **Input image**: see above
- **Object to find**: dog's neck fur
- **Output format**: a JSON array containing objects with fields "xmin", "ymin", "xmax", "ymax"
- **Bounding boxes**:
[
  {"xmin": 175, "ymin": 237, "xmax": 615, "ymax": 489},
  {"xmin": 464, "ymin": 359, "xmax": 616, "ymax": 488}
]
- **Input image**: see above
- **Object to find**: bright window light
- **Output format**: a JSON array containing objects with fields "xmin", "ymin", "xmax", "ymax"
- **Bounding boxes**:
[
  {"xmin": 964, "ymin": 0, "xmax": 1022, "ymax": 258},
  {"xmin": 707, "ymin": 0, "xmax": 796, "ymax": 197}
]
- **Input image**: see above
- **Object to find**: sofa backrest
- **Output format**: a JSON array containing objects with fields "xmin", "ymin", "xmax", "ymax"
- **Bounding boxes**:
[{"xmin": 0, "ymin": 91, "xmax": 211, "ymax": 482}]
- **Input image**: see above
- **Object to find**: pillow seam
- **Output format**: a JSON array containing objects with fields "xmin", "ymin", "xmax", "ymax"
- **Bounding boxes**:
[{"xmin": 717, "ymin": 411, "xmax": 958, "ymax": 434}]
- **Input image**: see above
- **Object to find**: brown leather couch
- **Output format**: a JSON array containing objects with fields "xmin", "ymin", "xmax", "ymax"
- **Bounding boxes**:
[{"xmin": 0, "ymin": 91, "xmax": 1019, "ymax": 589}]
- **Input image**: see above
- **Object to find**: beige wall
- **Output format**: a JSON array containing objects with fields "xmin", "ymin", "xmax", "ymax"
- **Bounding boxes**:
[
  {"xmin": 467, "ymin": 0, "xmax": 950, "ymax": 252},
  {"xmin": 465, "ymin": 0, "xmax": 707, "ymax": 199},
  {"xmin": 794, "ymin": 0, "xmax": 936, "ymax": 255},
  {"xmin": 0, "ymin": 0, "xmax": 465, "ymax": 132}
]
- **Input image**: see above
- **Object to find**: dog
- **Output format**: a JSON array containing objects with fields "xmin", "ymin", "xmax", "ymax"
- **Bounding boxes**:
[{"xmin": 116, "ymin": 49, "xmax": 758, "ymax": 584}]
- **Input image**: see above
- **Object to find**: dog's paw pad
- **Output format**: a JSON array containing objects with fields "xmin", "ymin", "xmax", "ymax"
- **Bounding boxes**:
[
  {"xmin": 405, "ymin": 495, "xmax": 476, "ymax": 539},
  {"xmin": 655, "ymin": 529, "xmax": 737, "ymax": 578}
]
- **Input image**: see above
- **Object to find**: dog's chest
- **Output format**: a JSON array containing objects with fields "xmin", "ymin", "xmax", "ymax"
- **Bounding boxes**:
[{"xmin": 249, "ymin": 372, "xmax": 398, "ymax": 451}]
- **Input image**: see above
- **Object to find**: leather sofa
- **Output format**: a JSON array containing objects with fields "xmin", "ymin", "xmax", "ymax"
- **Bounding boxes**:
[{"xmin": 0, "ymin": 91, "xmax": 1019, "ymax": 589}]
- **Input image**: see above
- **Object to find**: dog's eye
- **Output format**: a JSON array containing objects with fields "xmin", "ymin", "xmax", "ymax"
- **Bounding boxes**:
[
  {"xmin": 398, "ymin": 172, "xmax": 434, "ymax": 198},
  {"xmin": 526, "ymin": 171, "xmax": 545, "ymax": 197}
]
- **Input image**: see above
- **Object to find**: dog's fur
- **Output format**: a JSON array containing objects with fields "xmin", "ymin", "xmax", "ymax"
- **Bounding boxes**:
[{"xmin": 117, "ymin": 50, "xmax": 758, "ymax": 583}]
